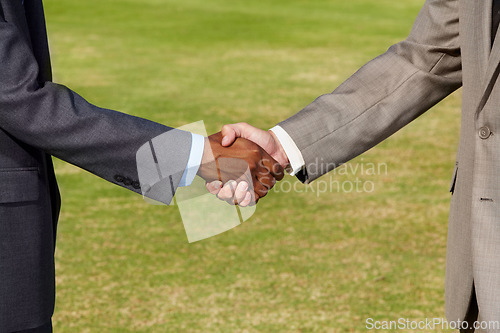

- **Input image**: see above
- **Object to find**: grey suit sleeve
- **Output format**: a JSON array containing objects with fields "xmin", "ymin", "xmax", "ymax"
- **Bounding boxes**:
[
  {"xmin": 279, "ymin": 0, "xmax": 462, "ymax": 183},
  {"xmin": 0, "ymin": 18, "xmax": 191, "ymax": 204}
]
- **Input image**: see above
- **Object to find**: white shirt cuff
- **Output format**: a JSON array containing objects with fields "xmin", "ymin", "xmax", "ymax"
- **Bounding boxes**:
[
  {"xmin": 269, "ymin": 125, "xmax": 305, "ymax": 176},
  {"xmin": 178, "ymin": 133, "xmax": 205, "ymax": 187}
]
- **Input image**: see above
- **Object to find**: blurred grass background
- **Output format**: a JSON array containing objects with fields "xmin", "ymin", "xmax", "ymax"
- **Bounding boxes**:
[{"xmin": 44, "ymin": 0, "xmax": 461, "ymax": 331}]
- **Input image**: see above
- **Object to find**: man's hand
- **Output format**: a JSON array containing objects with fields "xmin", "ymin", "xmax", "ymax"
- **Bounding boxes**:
[
  {"xmin": 197, "ymin": 132, "xmax": 284, "ymax": 206},
  {"xmin": 221, "ymin": 123, "xmax": 289, "ymax": 168},
  {"xmin": 205, "ymin": 123, "xmax": 290, "ymax": 204}
]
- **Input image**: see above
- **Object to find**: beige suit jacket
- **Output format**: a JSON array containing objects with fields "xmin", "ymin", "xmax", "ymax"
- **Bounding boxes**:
[{"xmin": 279, "ymin": 0, "xmax": 500, "ymax": 323}]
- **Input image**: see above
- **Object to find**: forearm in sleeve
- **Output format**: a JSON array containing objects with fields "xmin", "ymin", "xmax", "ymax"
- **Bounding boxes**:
[
  {"xmin": 278, "ymin": 0, "xmax": 462, "ymax": 183},
  {"xmin": 0, "ymin": 19, "xmax": 191, "ymax": 199}
]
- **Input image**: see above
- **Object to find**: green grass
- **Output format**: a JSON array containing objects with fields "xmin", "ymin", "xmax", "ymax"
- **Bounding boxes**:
[{"xmin": 45, "ymin": 0, "xmax": 460, "ymax": 331}]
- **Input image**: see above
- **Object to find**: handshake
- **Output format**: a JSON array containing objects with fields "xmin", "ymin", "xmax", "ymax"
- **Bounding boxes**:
[{"xmin": 197, "ymin": 123, "xmax": 289, "ymax": 207}]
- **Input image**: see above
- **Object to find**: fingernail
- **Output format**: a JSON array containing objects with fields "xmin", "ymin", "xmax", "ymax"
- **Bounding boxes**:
[{"xmin": 240, "ymin": 182, "xmax": 249, "ymax": 191}]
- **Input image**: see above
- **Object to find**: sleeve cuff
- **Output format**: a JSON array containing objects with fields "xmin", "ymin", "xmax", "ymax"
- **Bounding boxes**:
[
  {"xmin": 269, "ymin": 125, "xmax": 305, "ymax": 176},
  {"xmin": 178, "ymin": 133, "xmax": 205, "ymax": 187}
]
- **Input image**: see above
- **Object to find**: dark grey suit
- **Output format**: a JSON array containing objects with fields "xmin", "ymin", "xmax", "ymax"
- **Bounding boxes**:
[{"xmin": 0, "ymin": 1, "xmax": 191, "ymax": 331}]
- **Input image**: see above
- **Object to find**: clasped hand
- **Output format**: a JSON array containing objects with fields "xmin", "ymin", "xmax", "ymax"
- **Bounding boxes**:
[{"xmin": 197, "ymin": 127, "xmax": 287, "ymax": 206}]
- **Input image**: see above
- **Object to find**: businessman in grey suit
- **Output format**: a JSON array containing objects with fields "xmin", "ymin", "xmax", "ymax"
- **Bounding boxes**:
[
  {"xmin": 218, "ymin": 0, "xmax": 500, "ymax": 331},
  {"xmin": 0, "ymin": 1, "xmax": 283, "ymax": 332}
]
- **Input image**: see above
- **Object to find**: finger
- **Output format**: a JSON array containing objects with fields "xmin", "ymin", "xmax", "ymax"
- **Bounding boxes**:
[
  {"xmin": 221, "ymin": 125, "xmax": 238, "ymax": 146},
  {"xmin": 252, "ymin": 192, "xmax": 260, "ymax": 205},
  {"xmin": 256, "ymin": 169, "xmax": 276, "ymax": 199},
  {"xmin": 206, "ymin": 180, "xmax": 223, "ymax": 195},
  {"xmin": 239, "ymin": 191, "xmax": 253, "ymax": 207},
  {"xmin": 260, "ymin": 152, "xmax": 285, "ymax": 181},
  {"xmin": 234, "ymin": 181, "xmax": 249, "ymax": 204},
  {"xmin": 253, "ymin": 176, "xmax": 271, "ymax": 199},
  {"xmin": 217, "ymin": 180, "xmax": 237, "ymax": 201},
  {"xmin": 257, "ymin": 172, "xmax": 276, "ymax": 191},
  {"xmin": 221, "ymin": 123, "xmax": 255, "ymax": 146},
  {"xmin": 234, "ymin": 173, "xmax": 255, "ymax": 205}
]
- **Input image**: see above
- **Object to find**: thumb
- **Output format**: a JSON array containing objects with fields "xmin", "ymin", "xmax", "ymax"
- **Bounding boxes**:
[{"xmin": 221, "ymin": 123, "xmax": 246, "ymax": 146}]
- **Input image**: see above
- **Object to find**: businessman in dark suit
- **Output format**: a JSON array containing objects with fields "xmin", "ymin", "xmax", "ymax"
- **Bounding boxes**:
[{"xmin": 0, "ymin": 1, "xmax": 283, "ymax": 332}]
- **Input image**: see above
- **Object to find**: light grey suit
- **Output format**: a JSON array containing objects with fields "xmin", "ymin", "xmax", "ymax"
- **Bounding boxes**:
[{"xmin": 279, "ymin": 0, "xmax": 500, "ymax": 326}]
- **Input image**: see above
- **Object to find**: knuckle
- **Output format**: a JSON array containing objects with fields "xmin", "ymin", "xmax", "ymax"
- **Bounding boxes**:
[
  {"xmin": 249, "ymin": 149, "xmax": 261, "ymax": 158},
  {"xmin": 248, "ymin": 161, "xmax": 258, "ymax": 171}
]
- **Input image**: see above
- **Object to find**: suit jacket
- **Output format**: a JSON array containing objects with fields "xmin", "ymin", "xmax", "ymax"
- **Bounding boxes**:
[
  {"xmin": 0, "ymin": 0, "xmax": 191, "ymax": 331},
  {"xmin": 279, "ymin": 0, "xmax": 500, "ymax": 323}
]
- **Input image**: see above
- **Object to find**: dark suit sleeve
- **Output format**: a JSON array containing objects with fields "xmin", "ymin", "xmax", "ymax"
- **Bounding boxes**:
[{"xmin": 0, "ymin": 18, "xmax": 192, "ymax": 202}]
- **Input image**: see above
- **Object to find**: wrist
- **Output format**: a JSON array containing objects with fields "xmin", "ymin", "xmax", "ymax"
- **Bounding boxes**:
[
  {"xmin": 197, "ymin": 137, "xmax": 212, "ymax": 177},
  {"xmin": 268, "ymin": 130, "xmax": 290, "ymax": 168}
]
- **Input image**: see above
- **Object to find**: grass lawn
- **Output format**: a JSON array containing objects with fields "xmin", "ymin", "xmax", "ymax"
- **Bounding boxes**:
[{"xmin": 44, "ymin": 0, "xmax": 460, "ymax": 331}]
